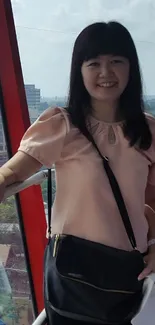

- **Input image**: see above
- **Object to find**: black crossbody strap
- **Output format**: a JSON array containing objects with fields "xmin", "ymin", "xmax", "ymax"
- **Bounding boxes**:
[
  {"xmin": 84, "ymin": 131, "xmax": 137, "ymax": 249},
  {"xmin": 47, "ymin": 169, "xmax": 52, "ymax": 237}
]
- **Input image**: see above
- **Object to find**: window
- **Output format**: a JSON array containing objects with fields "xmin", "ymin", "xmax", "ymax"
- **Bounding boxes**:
[
  {"xmin": 0, "ymin": 1, "xmax": 47, "ymax": 322},
  {"xmin": 1, "ymin": 1, "xmax": 154, "ymax": 323},
  {"xmin": 0, "ymin": 133, "xmax": 34, "ymax": 324}
]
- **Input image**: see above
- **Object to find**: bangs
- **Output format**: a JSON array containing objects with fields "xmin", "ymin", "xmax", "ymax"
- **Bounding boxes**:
[{"xmin": 78, "ymin": 22, "xmax": 133, "ymax": 63}]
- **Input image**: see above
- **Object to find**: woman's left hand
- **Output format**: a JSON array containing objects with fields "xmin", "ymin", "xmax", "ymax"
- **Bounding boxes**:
[{"xmin": 138, "ymin": 252, "xmax": 155, "ymax": 281}]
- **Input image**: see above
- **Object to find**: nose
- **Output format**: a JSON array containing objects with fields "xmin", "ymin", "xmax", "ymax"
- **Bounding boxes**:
[{"xmin": 99, "ymin": 62, "xmax": 113, "ymax": 78}]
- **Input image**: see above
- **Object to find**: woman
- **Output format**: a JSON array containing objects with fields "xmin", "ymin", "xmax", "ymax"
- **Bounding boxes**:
[{"xmin": 0, "ymin": 21, "xmax": 155, "ymax": 325}]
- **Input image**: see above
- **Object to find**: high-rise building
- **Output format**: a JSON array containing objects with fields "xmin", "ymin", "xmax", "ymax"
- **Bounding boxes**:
[
  {"xmin": 28, "ymin": 108, "xmax": 39, "ymax": 124},
  {"xmin": 0, "ymin": 85, "xmax": 41, "ymax": 167},
  {"xmin": 24, "ymin": 84, "xmax": 40, "ymax": 111}
]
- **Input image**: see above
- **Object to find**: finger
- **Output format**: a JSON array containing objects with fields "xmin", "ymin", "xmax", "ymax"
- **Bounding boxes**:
[{"xmin": 138, "ymin": 265, "xmax": 152, "ymax": 281}]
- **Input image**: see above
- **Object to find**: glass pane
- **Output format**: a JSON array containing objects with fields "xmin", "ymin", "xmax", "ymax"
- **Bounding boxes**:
[{"xmin": 0, "ymin": 115, "xmax": 34, "ymax": 324}]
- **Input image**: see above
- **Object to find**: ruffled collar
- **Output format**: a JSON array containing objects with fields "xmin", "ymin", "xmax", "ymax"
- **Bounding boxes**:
[{"xmin": 89, "ymin": 114, "xmax": 125, "ymax": 126}]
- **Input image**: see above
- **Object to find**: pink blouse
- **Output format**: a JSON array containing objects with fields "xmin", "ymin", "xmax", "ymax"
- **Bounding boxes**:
[{"xmin": 18, "ymin": 107, "xmax": 155, "ymax": 253}]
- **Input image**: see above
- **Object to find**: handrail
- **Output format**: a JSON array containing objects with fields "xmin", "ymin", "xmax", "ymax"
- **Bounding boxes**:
[
  {"xmin": 3, "ymin": 169, "xmax": 48, "ymax": 199},
  {"xmin": 32, "ymin": 309, "xmax": 47, "ymax": 325}
]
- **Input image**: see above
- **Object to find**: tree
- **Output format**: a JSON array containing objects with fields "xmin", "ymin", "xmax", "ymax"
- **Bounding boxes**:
[
  {"xmin": 41, "ymin": 179, "xmax": 47, "ymax": 203},
  {"xmin": 41, "ymin": 177, "xmax": 56, "ymax": 204},
  {"xmin": 0, "ymin": 294, "xmax": 19, "ymax": 325},
  {"xmin": 0, "ymin": 196, "xmax": 17, "ymax": 223}
]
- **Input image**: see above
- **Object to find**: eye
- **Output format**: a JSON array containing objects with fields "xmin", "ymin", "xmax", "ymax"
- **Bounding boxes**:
[
  {"xmin": 111, "ymin": 58, "xmax": 124, "ymax": 64},
  {"xmin": 88, "ymin": 62, "xmax": 100, "ymax": 67}
]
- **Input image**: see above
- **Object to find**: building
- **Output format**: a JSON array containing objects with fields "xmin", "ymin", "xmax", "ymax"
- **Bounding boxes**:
[
  {"xmin": 28, "ymin": 107, "xmax": 39, "ymax": 124},
  {"xmin": 0, "ymin": 85, "xmax": 40, "ymax": 167},
  {"xmin": 24, "ymin": 84, "xmax": 40, "ymax": 111},
  {"xmin": 38, "ymin": 101, "xmax": 49, "ymax": 114}
]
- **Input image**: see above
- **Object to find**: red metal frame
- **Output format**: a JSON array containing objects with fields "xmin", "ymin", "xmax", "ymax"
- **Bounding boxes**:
[{"xmin": 0, "ymin": 0, "xmax": 47, "ymax": 314}]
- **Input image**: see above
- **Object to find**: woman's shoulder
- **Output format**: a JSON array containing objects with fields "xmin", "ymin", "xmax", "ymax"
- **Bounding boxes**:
[
  {"xmin": 18, "ymin": 107, "xmax": 72, "ymax": 167},
  {"xmin": 145, "ymin": 112, "xmax": 155, "ymax": 129},
  {"xmin": 38, "ymin": 106, "xmax": 71, "ymax": 133},
  {"xmin": 145, "ymin": 112, "xmax": 155, "ymax": 142},
  {"xmin": 143, "ymin": 112, "xmax": 155, "ymax": 161}
]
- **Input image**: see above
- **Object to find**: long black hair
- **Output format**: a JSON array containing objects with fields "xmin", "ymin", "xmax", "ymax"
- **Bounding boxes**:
[{"xmin": 66, "ymin": 21, "xmax": 152, "ymax": 150}]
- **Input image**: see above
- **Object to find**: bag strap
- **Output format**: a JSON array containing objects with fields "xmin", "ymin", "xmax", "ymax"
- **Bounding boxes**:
[
  {"xmin": 47, "ymin": 169, "xmax": 52, "ymax": 237},
  {"xmin": 47, "ymin": 132, "xmax": 137, "ymax": 249},
  {"xmin": 84, "ymin": 131, "xmax": 137, "ymax": 249}
]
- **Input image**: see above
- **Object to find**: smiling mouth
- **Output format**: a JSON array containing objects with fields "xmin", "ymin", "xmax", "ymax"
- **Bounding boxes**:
[{"xmin": 97, "ymin": 82, "xmax": 118, "ymax": 88}]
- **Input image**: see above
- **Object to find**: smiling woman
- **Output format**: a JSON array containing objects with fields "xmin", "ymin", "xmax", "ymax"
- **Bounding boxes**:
[{"xmin": 0, "ymin": 20, "xmax": 152, "ymax": 325}]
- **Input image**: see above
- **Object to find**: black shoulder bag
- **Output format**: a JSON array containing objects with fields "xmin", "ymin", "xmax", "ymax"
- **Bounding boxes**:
[{"xmin": 44, "ymin": 135, "xmax": 145, "ymax": 325}]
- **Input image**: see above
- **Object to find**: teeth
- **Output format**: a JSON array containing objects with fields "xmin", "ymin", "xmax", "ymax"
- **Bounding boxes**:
[{"xmin": 99, "ymin": 82, "xmax": 116, "ymax": 88}]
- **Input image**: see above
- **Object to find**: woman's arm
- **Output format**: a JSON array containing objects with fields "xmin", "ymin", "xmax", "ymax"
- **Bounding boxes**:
[{"xmin": 0, "ymin": 151, "xmax": 42, "ymax": 186}]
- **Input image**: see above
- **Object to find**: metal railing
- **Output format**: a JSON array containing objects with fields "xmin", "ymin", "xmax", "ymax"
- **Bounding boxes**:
[
  {"xmin": 32, "ymin": 309, "xmax": 47, "ymax": 325},
  {"xmin": 3, "ymin": 169, "xmax": 48, "ymax": 199},
  {"xmin": 3, "ymin": 170, "xmax": 155, "ymax": 325}
]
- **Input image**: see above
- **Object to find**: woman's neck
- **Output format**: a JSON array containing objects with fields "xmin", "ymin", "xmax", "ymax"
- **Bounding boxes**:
[{"xmin": 91, "ymin": 99, "xmax": 121, "ymax": 123}]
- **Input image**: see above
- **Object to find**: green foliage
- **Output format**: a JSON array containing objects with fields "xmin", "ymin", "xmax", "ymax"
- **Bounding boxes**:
[
  {"xmin": 41, "ymin": 179, "xmax": 47, "ymax": 203},
  {"xmin": 41, "ymin": 178, "xmax": 56, "ymax": 204},
  {"xmin": 0, "ymin": 196, "xmax": 17, "ymax": 223},
  {"xmin": 0, "ymin": 294, "xmax": 19, "ymax": 324}
]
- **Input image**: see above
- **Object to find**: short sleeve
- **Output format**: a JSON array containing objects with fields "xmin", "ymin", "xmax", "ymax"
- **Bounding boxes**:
[{"xmin": 18, "ymin": 107, "xmax": 69, "ymax": 167}]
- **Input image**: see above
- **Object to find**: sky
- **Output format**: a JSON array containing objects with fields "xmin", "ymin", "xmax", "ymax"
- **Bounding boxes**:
[{"xmin": 11, "ymin": 0, "xmax": 155, "ymax": 98}]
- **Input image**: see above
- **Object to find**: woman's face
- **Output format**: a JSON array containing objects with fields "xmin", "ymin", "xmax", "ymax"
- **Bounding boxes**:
[{"xmin": 81, "ymin": 54, "xmax": 130, "ymax": 103}]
